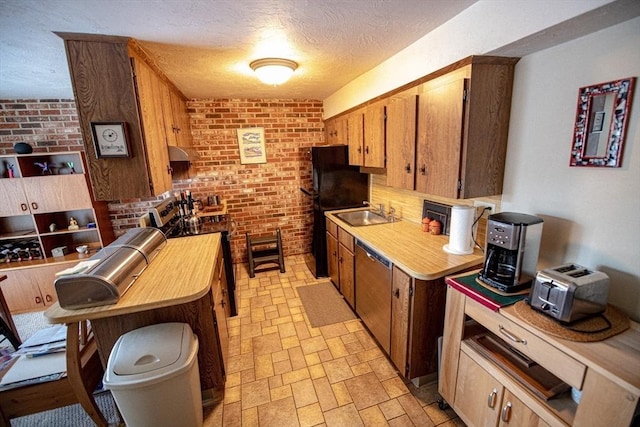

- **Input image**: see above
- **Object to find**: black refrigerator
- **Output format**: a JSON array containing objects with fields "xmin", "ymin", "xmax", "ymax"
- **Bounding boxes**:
[{"xmin": 302, "ymin": 145, "xmax": 368, "ymax": 278}]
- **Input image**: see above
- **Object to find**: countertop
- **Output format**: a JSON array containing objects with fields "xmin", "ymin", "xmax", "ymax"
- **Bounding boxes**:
[
  {"xmin": 45, "ymin": 233, "xmax": 220, "ymax": 324},
  {"xmin": 326, "ymin": 208, "xmax": 484, "ymax": 281}
]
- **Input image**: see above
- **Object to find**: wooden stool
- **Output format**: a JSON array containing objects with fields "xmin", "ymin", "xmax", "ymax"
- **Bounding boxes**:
[{"xmin": 246, "ymin": 228, "xmax": 285, "ymax": 278}]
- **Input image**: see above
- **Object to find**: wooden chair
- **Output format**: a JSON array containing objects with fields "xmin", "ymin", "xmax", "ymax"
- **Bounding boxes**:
[
  {"xmin": 246, "ymin": 228, "xmax": 285, "ymax": 278},
  {"xmin": 0, "ymin": 277, "xmax": 109, "ymax": 426}
]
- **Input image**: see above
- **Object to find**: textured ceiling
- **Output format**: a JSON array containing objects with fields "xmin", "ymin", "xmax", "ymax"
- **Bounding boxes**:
[{"xmin": 0, "ymin": 0, "xmax": 477, "ymax": 100}]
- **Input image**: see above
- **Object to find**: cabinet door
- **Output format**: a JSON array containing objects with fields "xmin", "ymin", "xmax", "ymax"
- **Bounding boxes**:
[
  {"xmin": 338, "ymin": 244, "xmax": 355, "ymax": 308},
  {"xmin": 213, "ymin": 267, "xmax": 229, "ymax": 368},
  {"xmin": 1, "ymin": 269, "xmax": 44, "ymax": 313},
  {"xmin": 325, "ymin": 117, "xmax": 348, "ymax": 146},
  {"xmin": 390, "ymin": 266, "xmax": 411, "ymax": 374},
  {"xmin": 1, "ymin": 264, "xmax": 68, "ymax": 313},
  {"xmin": 348, "ymin": 111, "xmax": 364, "ymax": 166},
  {"xmin": 0, "ymin": 179, "xmax": 29, "ymax": 216},
  {"xmin": 416, "ymin": 77, "xmax": 466, "ymax": 198},
  {"xmin": 168, "ymin": 88, "xmax": 194, "ymax": 148},
  {"xmin": 21, "ymin": 175, "xmax": 92, "ymax": 213},
  {"xmin": 327, "ymin": 232, "xmax": 339, "ymax": 290},
  {"xmin": 455, "ymin": 351, "xmax": 503, "ymax": 426},
  {"xmin": 363, "ymin": 102, "xmax": 386, "ymax": 168},
  {"xmin": 132, "ymin": 57, "xmax": 173, "ymax": 195},
  {"xmin": 386, "ymin": 93, "xmax": 417, "ymax": 190},
  {"xmin": 498, "ymin": 390, "xmax": 550, "ymax": 427}
]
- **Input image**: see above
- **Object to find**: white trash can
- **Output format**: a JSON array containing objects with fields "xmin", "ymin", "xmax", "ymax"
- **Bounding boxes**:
[{"xmin": 103, "ymin": 322, "xmax": 202, "ymax": 427}]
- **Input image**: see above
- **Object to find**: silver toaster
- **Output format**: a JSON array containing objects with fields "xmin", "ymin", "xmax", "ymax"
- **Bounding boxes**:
[{"xmin": 529, "ymin": 263, "xmax": 609, "ymax": 323}]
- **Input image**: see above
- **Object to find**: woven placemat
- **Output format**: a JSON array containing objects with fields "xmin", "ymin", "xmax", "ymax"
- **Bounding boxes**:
[{"xmin": 513, "ymin": 301, "xmax": 630, "ymax": 342}]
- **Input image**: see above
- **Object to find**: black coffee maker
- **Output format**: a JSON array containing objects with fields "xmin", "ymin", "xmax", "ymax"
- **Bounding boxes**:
[{"xmin": 479, "ymin": 212, "xmax": 543, "ymax": 293}]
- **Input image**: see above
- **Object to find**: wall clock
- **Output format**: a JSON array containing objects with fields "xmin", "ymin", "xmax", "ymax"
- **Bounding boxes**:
[{"xmin": 91, "ymin": 122, "xmax": 130, "ymax": 158}]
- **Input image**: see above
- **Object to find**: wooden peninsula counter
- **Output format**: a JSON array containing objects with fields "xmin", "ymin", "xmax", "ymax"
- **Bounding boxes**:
[{"xmin": 45, "ymin": 233, "xmax": 229, "ymax": 393}]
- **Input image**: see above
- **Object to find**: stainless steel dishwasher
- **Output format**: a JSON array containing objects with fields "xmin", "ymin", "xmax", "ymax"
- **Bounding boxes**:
[{"xmin": 355, "ymin": 239, "xmax": 392, "ymax": 353}]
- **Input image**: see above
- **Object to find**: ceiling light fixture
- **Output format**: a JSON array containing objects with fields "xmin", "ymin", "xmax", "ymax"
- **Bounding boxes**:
[{"xmin": 250, "ymin": 58, "xmax": 298, "ymax": 85}]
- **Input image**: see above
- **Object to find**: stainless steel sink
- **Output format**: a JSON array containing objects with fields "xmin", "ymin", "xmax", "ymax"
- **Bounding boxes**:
[{"xmin": 335, "ymin": 210, "xmax": 392, "ymax": 227}]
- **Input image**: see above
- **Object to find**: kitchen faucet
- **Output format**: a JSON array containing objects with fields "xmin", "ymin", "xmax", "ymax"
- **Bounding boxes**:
[{"xmin": 363, "ymin": 201, "xmax": 386, "ymax": 218}]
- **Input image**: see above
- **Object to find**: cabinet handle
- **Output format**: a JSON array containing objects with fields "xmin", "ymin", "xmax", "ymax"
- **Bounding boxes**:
[
  {"xmin": 35, "ymin": 296, "xmax": 42, "ymax": 304},
  {"xmin": 487, "ymin": 388, "xmax": 498, "ymax": 408},
  {"xmin": 501, "ymin": 401, "xmax": 512, "ymax": 422},
  {"xmin": 31, "ymin": 202, "xmax": 39, "ymax": 210},
  {"xmin": 339, "ymin": 256, "xmax": 343, "ymax": 264},
  {"xmin": 365, "ymin": 146, "xmax": 369, "ymax": 154},
  {"xmin": 221, "ymin": 299, "xmax": 226, "ymax": 308},
  {"xmin": 419, "ymin": 165, "xmax": 426, "ymax": 175},
  {"xmin": 45, "ymin": 294, "xmax": 53, "ymax": 303},
  {"xmin": 167, "ymin": 165, "xmax": 173, "ymax": 175},
  {"xmin": 357, "ymin": 146, "xmax": 362, "ymax": 154},
  {"xmin": 404, "ymin": 163, "xmax": 411, "ymax": 173},
  {"xmin": 499, "ymin": 324, "xmax": 527, "ymax": 345},
  {"xmin": 394, "ymin": 288, "xmax": 400, "ymax": 298},
  {"xmin": 20, "ymin": 203, "xmax": 28, "ymax": 211}
]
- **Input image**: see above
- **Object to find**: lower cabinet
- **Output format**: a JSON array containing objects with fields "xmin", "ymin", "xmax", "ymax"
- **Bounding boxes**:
[
  {"xmin": 1, "ymin": 262, "xmax": 76, "ymax": 313},
  {"xmin": 212, "ymin": 251, "xmax": 229, "ymax": 369},
  {"xmin": 440, "ymin": 283, "xmax": 640, "ymax": 427},
  {"xmin": 390, "ymin": 266, "xmax": 447, "ymax": 380},
  {"xmin": 326, "ymin": 219, "xmax": 355, "ymax": 308},
  {"xmin": 455, "ymin": 351, "xmax": 549, "ymax": 427}
]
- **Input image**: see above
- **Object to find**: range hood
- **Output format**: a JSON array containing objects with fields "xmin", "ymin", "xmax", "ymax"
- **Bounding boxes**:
[{"xmin": 168, "ymin": 145, "xmax": 200, "ymax": 162}]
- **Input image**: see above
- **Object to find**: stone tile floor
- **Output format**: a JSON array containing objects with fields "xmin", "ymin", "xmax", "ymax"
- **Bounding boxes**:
[{"xmin": 203, "ymin": 255, "xmax": 464, "ymax": 426}]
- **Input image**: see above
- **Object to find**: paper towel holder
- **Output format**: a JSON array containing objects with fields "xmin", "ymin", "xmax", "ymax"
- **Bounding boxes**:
[{"xmin": 443, "ymin": 205, "xmax": 475, "ymax": 255}]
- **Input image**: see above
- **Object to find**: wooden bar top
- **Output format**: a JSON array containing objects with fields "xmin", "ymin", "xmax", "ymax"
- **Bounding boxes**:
[
  {"xmin": 326, "ymin": 209, "xmax": 483, "ymax": 281},
  {"xmin": 45, "ymin": 233, "xmax": 221, "ymax": 324}
]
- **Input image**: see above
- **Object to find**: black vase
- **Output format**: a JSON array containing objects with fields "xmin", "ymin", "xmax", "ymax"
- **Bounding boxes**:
[{"xmin": 13, "ymin": 142, "xmax": 33, "ymax": 154}]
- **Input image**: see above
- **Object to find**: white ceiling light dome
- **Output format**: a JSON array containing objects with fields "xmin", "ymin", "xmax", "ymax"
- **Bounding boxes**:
[{"xmin": 250, "ymin": 58, "xmax": 298, "ymax": 85}]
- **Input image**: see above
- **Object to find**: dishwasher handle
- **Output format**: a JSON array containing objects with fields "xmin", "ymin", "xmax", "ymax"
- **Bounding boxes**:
[{"xmin": 356, "ymin": 240, "xmax": 392, "ymax": 269}]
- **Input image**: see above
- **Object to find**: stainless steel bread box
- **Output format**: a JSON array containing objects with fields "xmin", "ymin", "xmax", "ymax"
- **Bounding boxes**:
[
  {"xmin": 529, "ymin": 263, "xmax": 610, "ymax": 323},
  {"xmin": 55, "ymin": 228, "xmax": 167, "ymax": 309}
]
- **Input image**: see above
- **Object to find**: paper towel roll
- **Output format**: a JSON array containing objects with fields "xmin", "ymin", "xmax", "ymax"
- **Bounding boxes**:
[{"xmin": 444, "ymin": 205, "xmax": 475, "ymax": 255}]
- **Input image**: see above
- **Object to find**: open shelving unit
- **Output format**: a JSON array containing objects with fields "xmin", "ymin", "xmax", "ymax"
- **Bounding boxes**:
[{"xmin": 0, "ymin": 151, "xmax": 114, "ymax": 312}]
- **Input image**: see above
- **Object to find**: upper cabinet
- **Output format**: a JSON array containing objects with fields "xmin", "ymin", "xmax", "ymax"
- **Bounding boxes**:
[
  {"xmin": 347, "ymin": 102, "xmax": 386, "ymax": 168},
  {"xmin": 415, "ymin": 58, "xmax": 517, "ymax": 198},
  {"xmin": 57, "ymin": 33, "xmax": 194, "ymax": 200},
  {"xmin": 327, "ymin": 56, "xmax": 518, "ymax": 198},
  {"xmin": 386, "ymin": 91, "xmax": 418, "ymax": 190},
  {"xmin": 325, "ymin": 115, "xmax": 348, "ymax": 146}
]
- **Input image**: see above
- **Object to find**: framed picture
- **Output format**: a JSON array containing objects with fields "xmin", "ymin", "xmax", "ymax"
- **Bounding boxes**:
[
  {"xmin": 91, "ymin": 122, "xmax": 130, "ymax": 158},
  {"xmin": 570, "ymin": 77, "xmax": 635, "ymax": 167},
  {"xmin": 237, "ymin": 127, "xmax": 267, "ymax": 164}
]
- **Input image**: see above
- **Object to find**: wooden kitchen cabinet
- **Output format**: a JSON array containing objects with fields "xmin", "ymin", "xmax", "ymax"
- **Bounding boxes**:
[
  {"xmin": 440, "ymin": 282, "xmax": 640, "ymax": 427},
  {"xmin": 415, "ymin": 59, "xmax": 517, "ymax": 198},
  {"xmin": 363, "ymin": 101, "xmax": 386, "ymax": 168},
  {"xmin": 212, "ymin": 246, "xmax": 229, "ymax": 368},
  {"xmin": 326, "ymin": 219, "xmax": 356, "ymax": 308},
  {"xmin": 455, "ymin": 352, "xmax": 550, "ymax": 427},
  {"xmin": 390, "ymin": 266, "xmax": 447, "ymax": 381},
  {"xmin": 57, "ymin": 33, "xmax": 194, "ymax": 200},
  {"xmin": 347, "ymin": 109, "xmax": 364, "ymax": 166},
  {"xmin": 0, "ymin": 152, "xmax": 114, "ymax": 313},
  {"xmin": 386, "ymin": 91, "xmax": 418, "ymax": 190},
  {"xmin": 325, "ymin": 115, "xmax": 348, "ymax": 146},
  {"xmin": 0, "ymin": 263, "xmax": 76, "ymax": 313},
  {"xmin": 345, "ymin": 102, "xmax": 385, "ymax": 168},
  {"xmin": 164, "ymin": 86, "xmax": 194, "ymax": 148}
]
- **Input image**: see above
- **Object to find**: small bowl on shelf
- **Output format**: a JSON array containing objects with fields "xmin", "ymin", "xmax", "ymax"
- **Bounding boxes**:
[{"xmin": 76, "ymin": 245, "xmax": 88, "ymax": 254}]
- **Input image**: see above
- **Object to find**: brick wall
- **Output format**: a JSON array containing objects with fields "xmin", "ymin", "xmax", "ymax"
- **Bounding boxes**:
[
  {"xmin": 185, "ymin": 99, "xmax": 324, "ymax": 262},
  {"xmin": 0, "ymin": 99, "xmax": 83, "ymax": 153},
  {"xmin": 1, "ymin": 98, "xmax": 326, "ymax": 265}
]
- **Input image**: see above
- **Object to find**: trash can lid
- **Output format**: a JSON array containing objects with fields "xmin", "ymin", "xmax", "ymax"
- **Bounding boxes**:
[{"xmin": 112, "ymin": 323, "xmax": 192, "ymax": 376}]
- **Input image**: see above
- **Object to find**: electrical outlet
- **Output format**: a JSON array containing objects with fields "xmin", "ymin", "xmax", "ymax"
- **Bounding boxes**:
[{"xmin": 473, "ymin": 200, "xmax": 496, "ymax": 217}]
